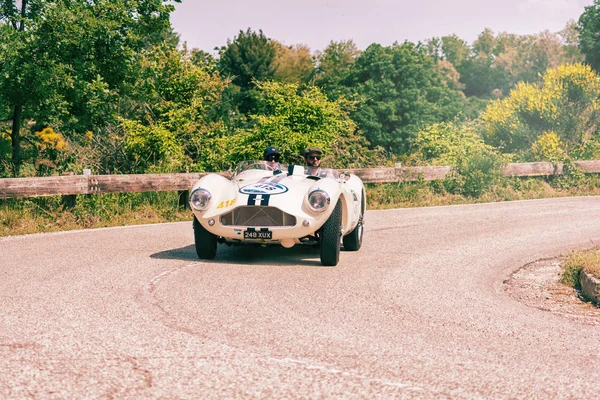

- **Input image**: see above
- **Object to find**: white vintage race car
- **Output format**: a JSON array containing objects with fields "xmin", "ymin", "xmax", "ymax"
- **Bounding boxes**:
[{"xmin": 189, "ymin": 160, "xmax": 366, "ymax": 266}]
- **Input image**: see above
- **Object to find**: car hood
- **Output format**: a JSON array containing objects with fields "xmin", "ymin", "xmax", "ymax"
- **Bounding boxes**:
[{"xmin": 193, "ymin": 171, "xmax": 341, "ymax": 221}]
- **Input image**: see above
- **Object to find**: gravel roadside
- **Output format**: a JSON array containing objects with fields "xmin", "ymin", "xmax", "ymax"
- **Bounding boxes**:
[{"xmin": 504, "ymin": 258, "xmax": 600, "ymax": 325}]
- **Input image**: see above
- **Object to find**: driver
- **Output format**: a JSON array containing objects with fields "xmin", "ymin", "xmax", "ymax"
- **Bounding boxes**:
[
  {"xmin": 304, "ymin": 147, "xmax": 322, "ymax": 176},
  {"xmin": 263, "ymin": 146, "xmax": 283, "ymax": 171}
]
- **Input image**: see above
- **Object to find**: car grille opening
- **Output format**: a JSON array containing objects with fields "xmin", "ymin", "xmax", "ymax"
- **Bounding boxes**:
[{"xmin": 220, "ymin": 206, "xmax": 296, "ymax": 227}]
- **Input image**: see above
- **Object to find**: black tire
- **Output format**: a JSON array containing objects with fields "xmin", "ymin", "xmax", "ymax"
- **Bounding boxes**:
[
  {"xmin": 343, "ymin": 191, "xmax": 365, "ymax": 251},
  {"xmin": 343, "ymin": 215, "xmax": 363, "ymax": 251},
  {"xmin": 193, "ymin": 216, "xmax": 217, "ymax": 259},
  {"xmin": 320, "ymin": 199, "xmax": 342, "ymax": 266}
]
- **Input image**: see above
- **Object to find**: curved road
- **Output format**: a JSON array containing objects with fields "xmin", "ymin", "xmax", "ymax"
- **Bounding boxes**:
[{"xmin": 1, "ymin": 196, "xmax": 600, "ymax": 398}]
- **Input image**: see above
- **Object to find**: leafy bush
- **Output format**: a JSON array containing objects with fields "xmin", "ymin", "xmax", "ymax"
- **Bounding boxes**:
[
  {"xmin": 550, "ymin": 163, "xmax": 586, "ymax": 190},
  {"xmin": 412, "ymin": 120, "xmax": 505, "ymax": 197},
  {"xmin": 530, "ymin": 131, "xmax": 566, "ymax": 162},
  {"xmin": 222, "ymin": 81, "xmax": 385, "ymax": 168},
  {"xmin": 445, "ymin": 147, "xmax": 504, "ymax": 197},
  {"xmin": 482, "ymin": 63, "xmax": 600, "ymax": 157},
  {"xmin": 121, "ymin": 119, "xmax": 184, "ymax": 173}
]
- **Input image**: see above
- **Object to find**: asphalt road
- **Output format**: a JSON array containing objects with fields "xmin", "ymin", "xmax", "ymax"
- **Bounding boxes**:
[{"xmin": 1, "ymin": 196, "xmax": 600, "ymax": 398}]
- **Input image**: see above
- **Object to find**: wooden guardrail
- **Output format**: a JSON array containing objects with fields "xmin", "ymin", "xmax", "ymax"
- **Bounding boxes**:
[{"xmin": 1, "ymin": 160, "xmax": 600, "ymax": 200}]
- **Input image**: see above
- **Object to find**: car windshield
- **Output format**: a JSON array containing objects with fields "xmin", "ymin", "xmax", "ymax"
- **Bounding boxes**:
[
  {"xmin": 306, "ymin": 167, "xmax": 340, "ymax": 179},
  {"xmin": 233, "ymin": 161, "xmax": 341, "ymax": 180},
  {"xmin": 233, "ymin": 160, "xmax": 287, "ymax": 176}
]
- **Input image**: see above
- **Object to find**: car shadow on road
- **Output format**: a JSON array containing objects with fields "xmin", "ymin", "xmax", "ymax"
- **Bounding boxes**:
[{"xmin": 150, "ymin": 243, "xmax": 326, "ymax": 267}]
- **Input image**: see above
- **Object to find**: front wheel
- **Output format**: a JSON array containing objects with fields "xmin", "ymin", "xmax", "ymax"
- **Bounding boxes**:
[
  {"xmin": 320, "ymin": 199, "xmax": 342, "ymax": 266},
  {"xmin": 193, "ymin": 216, "xmax": 217, "ymax": 259}
]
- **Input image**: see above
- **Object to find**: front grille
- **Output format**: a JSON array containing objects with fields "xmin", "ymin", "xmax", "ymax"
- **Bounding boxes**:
[{"xmin": 220, "ymin": 206, "xmax": 296, "ymax": 227}]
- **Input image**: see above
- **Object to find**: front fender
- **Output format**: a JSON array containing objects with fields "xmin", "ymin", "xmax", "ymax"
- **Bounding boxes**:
[
  {"xmin": 304, "ymin": 177, "xmax": 343, "ymax": 222},
  {"xmin": 190, "ymin": 174, "xmax": 238, "ymax": 220}
]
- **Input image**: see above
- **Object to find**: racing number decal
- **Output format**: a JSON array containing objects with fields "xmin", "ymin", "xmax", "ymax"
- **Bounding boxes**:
[{"xmin": 216, "ymin": 199, "xmax": 236, "ymax": 209}]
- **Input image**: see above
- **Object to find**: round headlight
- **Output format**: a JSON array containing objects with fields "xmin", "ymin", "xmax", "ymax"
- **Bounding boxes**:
[
  {"xmin": 308, "ymin": 190, "xmax": 330, "ymax": 213},
  {"xmin": 190, "ymin": 188, "xmax": 212, "ymax": 211}
]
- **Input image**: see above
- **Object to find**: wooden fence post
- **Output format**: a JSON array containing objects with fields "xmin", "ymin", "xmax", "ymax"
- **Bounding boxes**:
[
  {"xmin": 178, "ymin": 189, "xmax": 189, "ymax": 209},
  {"xmin": 61, "ymin": 172, "xmax": 77, "ymax": 208},
  {"xmin": 178, "ymin": 170, "xmax": 189, "ymax": 209}
]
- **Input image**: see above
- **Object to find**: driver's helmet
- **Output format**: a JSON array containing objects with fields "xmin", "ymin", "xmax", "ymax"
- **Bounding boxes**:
[{"xmin": 263, "ymin": 146, "xmax": 281, "ymax": 162}]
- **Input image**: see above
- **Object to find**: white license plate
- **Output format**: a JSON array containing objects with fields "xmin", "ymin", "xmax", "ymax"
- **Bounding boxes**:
[{"xmin": 244, "ymin": 230, "xmax": 272, "ymax": 239}]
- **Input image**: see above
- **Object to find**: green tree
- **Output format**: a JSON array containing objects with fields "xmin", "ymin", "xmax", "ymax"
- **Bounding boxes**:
[
  {"xmin": 441, "ymin": 34, "xmax": 470, "ymax": 68},
  {"xmin": 222, "ymin": 81, "xmax": 383, "ymax": 169},
  {"xmin": 190, "ymin": 48, "xmax": 218, "ymax": 74},
  {"xmin": 459, "ymin": 28, "xmax": 578, "ymax": 98},
  {"xmin": 217, "ymin": 28, "xmax": 277, "ymax": 115},
  {"xmin": 0, "ymin": 0, "xmax": 180, "ymax": 176},
  {"xmin": 578, "ymin": 0, "xmax": 600, "ymax": 71},
  {"xmin": 422, "ymin": 37, "xmax": 442, "ymax": 61},
  {"xmin": 558, "ymin": 20, "xmax": 584, "ymax": 64},
  {"xmin": 118, "ymin": 46, "xmax": 228, "ymax": 173},
  {"xmin": 459, "ymin": 29, "xmax": 503, "ymax": 97},
  {"xmin": 314, "ymin": 40, "xmax": 360, "ymax": 100},
  {"xmin": 344, "ymin": 42, "xmax": 465, "ymax": 154},
  {"xmin": 272, "ymin": 42, "xmax": 315, "ymax": 85}
]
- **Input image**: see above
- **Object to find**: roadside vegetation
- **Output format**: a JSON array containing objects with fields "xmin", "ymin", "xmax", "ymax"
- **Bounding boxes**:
[
  {"xmin": 0, "ymin": 193, "xmax": 191, "ymax": 237},
  {"xmin": 562, "ymin": 248, "xmax": 600, "ymax": 288},
  {"xmin": 3, "ymin": 170, "xmax": 600, "ymax": 239}
]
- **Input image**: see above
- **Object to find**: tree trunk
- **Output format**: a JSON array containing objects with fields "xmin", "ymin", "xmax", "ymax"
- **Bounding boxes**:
[
  {"xmin": 11, "ymin": 104, "xmax": 23, "ymax": 177},
  {"xmin": 9, "ymin": 1, "xmax": 28, "ymax": 177}
]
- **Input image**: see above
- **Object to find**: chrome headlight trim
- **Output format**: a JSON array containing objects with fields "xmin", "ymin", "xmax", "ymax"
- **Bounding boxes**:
[
  {"xmin": 307, "ymin": 190, "xmax": 330, "ymax": 213},
  {"xmin": 190, "ymin": 188, "xmax": 212, "ymax": 211}
]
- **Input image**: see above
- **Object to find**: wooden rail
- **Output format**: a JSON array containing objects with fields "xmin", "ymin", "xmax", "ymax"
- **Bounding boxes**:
[{"xmin": 1, "ymin": 160, "xmax": 600, "ymax": 200}]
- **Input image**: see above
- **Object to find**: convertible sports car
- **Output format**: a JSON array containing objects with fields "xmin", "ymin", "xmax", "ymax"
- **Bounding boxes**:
[{"xmin": 189, "ymin": 160, "xmax": 366, "ymax": 266}]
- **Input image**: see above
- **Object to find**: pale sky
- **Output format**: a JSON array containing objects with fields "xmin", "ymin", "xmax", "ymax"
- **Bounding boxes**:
[{"xmin": 170, "ymin": 0, "xmax": 594, "ymax": 54}]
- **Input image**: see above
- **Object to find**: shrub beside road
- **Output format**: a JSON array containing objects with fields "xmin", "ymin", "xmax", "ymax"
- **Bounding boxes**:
[{"xmin": 562, "ymin": 249, "xmax": 600, "ymax": 300}]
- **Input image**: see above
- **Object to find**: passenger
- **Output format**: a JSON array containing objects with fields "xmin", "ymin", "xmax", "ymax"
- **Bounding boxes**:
[
  {"xmin": 263, "ymin": 146, "xmax": 283, "ymax": 171},
  {"xmin": 304, "ymin": 147, "xmax": 322, "ymax": 176}
]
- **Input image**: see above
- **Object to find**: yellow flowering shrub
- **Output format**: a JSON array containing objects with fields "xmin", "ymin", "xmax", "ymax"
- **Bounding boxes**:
[
  {"xmin": 531, "ymin": 131, "xmax": 565, "ymax": 162},
  {"xmin": 482, "ymin": 63, "xmax": 600, "ymax": 158},
  {"xmin": 35, "ymin": 127, "xmax": 70, "ymax": 151}
]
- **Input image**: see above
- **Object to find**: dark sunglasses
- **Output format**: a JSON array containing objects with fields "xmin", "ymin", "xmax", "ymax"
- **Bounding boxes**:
[
  {"xmin": 307, "ymin": 155, "xmax": 321, "ymax": 160},
  {"xmin": 266, "ymin": 155, "xmax": 280, "ymax": 161}
]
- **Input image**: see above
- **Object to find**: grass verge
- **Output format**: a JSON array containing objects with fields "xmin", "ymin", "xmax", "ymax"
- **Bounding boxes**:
[
  {"xmin": 366, "ymin": 175, "xmax": 600, "ymax": 209},
  {"xmin": 562, "ymin": 249, "xmax": 600, "ymax": 286},
  {"xmin": 0, "ymin": 192, "xmax": 190, "ymax": 237}
]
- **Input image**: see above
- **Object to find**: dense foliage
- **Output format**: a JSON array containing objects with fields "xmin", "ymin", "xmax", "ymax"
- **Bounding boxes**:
[
  {"xmin": 342, "ymin": 42, "xmax": 466, "ymax": 155},
  {"xmin": 221, "ymin": 81, "xmax": 385, "ymax": 169},
  {"xmin": 482, "ymin": 63, "xmax": 600, "ymax": 160},
  {"xmin": 578, "ymin": 0, "xmax": 600, "ymax": 72},
  {"xmin": 0, "ymin": 2, "xmax": 598, "ymax": 182},
  {"xmin": 0, "ymin": 0, "xmax": 180, "ymax": 176}
]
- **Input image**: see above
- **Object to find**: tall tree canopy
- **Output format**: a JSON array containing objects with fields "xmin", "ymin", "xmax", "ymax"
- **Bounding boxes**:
[
  {"xmin": 457, "ymin": 27, "xmax": 582, "ymax": 98},
  {"xmin": 217, "ymin": 28, "xmax": 277, "ymax": 115},
  {"xmin": 119, "ymin": 46, "xmax": 228, "ymax": 173},
  {"xmin": 0, "ymin": 0, "xmax": 180, "ymax": 175},
  {"xmin": 343, "ymin": 42, "xmax": 465, "ymax": 154},
  {"xmin": 222, "ymin": 81, "xmax": 383, "ymax": 169},
  {"xmin": 578, "ymin": 0, "xmax": 600, "ymax": 71},
  {"xmin": 314, "ymin": 40, "xmax": 361, "ymax": 100},
  {"xmin": 272, "ymin": 42, "xmax": 315, "ymax": 85}
]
